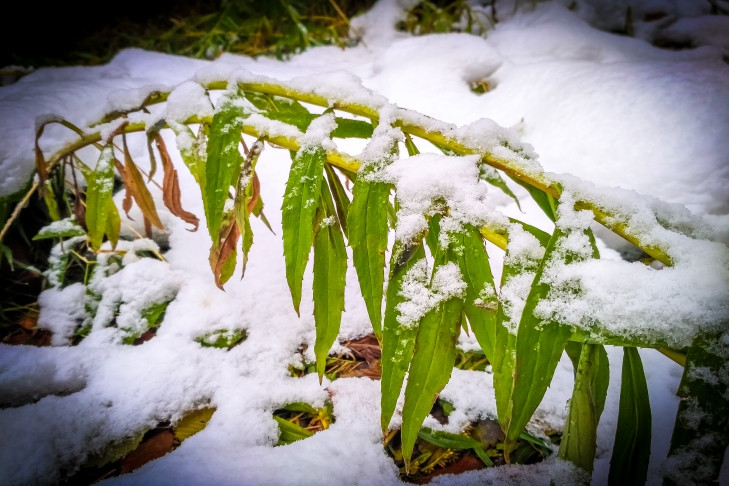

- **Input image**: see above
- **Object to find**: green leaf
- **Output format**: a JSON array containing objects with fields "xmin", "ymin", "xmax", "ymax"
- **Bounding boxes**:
[
  {"xmin": 665, "ymin": 329, "xmax": 729, "ymax": 485},
  {"xmin": 313, "ymin": 181, "xmax": 347, "ymax": 382},
  {"xmin": 479, "ymin": 165, "xmax": 521, "ymax": 211},
  {"xmin": 348, "ymin": 179, "xmax": 390, "ymax": 338},
  {"xmin": 449, "ymin": 224, "xmax": 498, "ymax": 360},
  {"xmin": 331, "ymin": 118, "xmax": 374, "ymax": 139},
  {"xmin": 401, "ymin": 287, "xmax": 463, "ymax": 468},
  {"xmin": 380, "ymin": 241, "xmax": 426, "ymax": 432},
  {"xmin": 281, "ymin": 145, "xmax": 327, "ymax": 314},
  {"xmin": 324, "ymin": 163, "xmax": 351, "ymax": 236},
  {"xmin": 172, "ymin": 122, "xmax": 208, "ymax": 189},
  {"xmin": 33, "ymin": 218, "xmax": 86, "ymax": 240},
  {"xmin": 418, "ymin": 426, "xmax": 481, "ymax": 450},
  {"xmin": 195, "ymin": 329, "xmax": 247, "ymax": 349},
  {"xmin": 404, "ymin": 133, "xmax": 420, "ymax": 156},
  {"xmin": 608, "ymin": 347, "xmax": 652, "ymax": 486},
  {"xmin": 205, "ymin": 97, "xmax": 249, "ymax": 242},
  {"xmin": 274, "ymin": 416, "xmax": 313, "ymax": 445},
  {"xmin": 105, "ymin": 197, "xmax": 120, "ymax": 249},
  {"xmin": 174, "ymin": 407, "xmax": 216, "ymax": 442},
  {"xmin": 502, "ymin": 225, "xmax": 600, "ymax": 451},
  {"xmin": 559, "ymin": 342, "xmax": 610, "ymax": 471},
  {"xmin": 509, "ymin": 175, "xmax": 559, "ymax": 222},
  {"xmin": 85, "ymin": 145, "xmax": 116, "ymax": 250},
  {"xmin": 492, "ymin": 224, "xmax": 548, "ymax": 427}
]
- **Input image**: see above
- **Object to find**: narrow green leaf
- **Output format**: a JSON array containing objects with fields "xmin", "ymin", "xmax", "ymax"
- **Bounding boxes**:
[
  {"xmin": 324, "ymin": 163, "xmax": 350, "ymax": 236},
  {"xmin": 105, "ymin": 197, "xmax": 120, "ymax": 250},
  {"xmin": 313, "ymin": 181, "xmax": 347, "ymax": 382},
  {"xmin": 404, "ymin": 133, "xmax": 420, "ymax": 156},
  {"xmin": 559, "ymin": 342, "xmax": 610, "ymax": 471},
  {"xmin": 479, "ymin": 165, "xmax": 521, "ymax": 211},
  {"xmin": 509, "ymin": 175, "xmax": 559, "ymax": 222},
  {"xmin": 42, "ymin": 180, "xmax": 60, "ymax": 221},
  {"xmin": 503, "ymin": 225, "xmax": 600, "ymax": 451},
  {"xmin": 172, "ymin": 122, "xmax": 208, "ymax": 189},
  {"xmin": 331, "ymin": 118, "xmax": 374, "ymax": 139},
  {"xmin": 401, "ymin": 289, "xmax": 463, "ymax": 467},
  {"xmin": 380, "ymin": 241, "xmax": 426, "ymax": 432},
  {"xmin": 348, "ymin": 179, "xmax": 390, "ymax": 338},
  {"xmin": 281, "ymin": 145, "xmax": 327, "ymax": 314},
  {"xmin": 274, "ymin": 416, "xmax": 313, "ymax": 445},
  {"xmin": 85, "ymin": 145, "xmax": 116, "ymax": 250},
  {"xmin": 205, "ymin": 97, "xmax": 249, "ymax": 241},
  {"xmin": 664, "ymin": 329, "xmax": 728, "ymax": 485},
  {"xmin": 608, "ymin": 347, "xmax": 652, "ymax": 486},
  {"xmin": 418, "ymin": 426, "xmax": 482, "ymax": 450},
  {"xmin": 492, "ymin": 224, "xmax": 548, "ymax": 426},
  {"xmin": 33, "ymin": 218, "xmax": 86, "ymax": 240},
  {"xmin": 449, "ymin": 224, "xmax": 498, "ymax": 360}
]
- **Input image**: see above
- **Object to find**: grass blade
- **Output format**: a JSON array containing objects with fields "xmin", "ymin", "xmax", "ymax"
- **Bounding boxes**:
[
  {"xmin": 281, "ymin": 145, "xmax": 327, "ymax": 314},
  {"xmin": 608, "ymin": 347, "xmax": 651, "ymax": 486}
]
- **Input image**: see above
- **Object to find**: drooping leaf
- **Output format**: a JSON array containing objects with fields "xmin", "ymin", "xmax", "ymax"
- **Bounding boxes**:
[
  {"xmin": 502, "ymin": 225, "xmax": 600, "ymax": 454},
  {"xmin": 449, "ymin": 224, "xmax": 498, "ymax": 360},
  {"xmin": 509, "ymin": 175, "xmax": 559, "ymax": 222},
  {"xmin": 479, "ymin": 164, "xmax": 521, "ymax": 211},
  {"xmin": 313, "ymin": 181, "xmax": 347, "ymax": 382},
  {"xmin": 105, "ymin": 197, "xmax": 120, "ymax": 249},
  {"xmin": 491, "ymin": 225, "xmax": 548, "ymax": 427},
  {"xmin": 155, "ymin": 134, "xmax": 199, "ymax": 231},
  {"xmin": 118, "ymin": 134, "xmax": 164, "ymax": 229},
  {"xmin": 664, "ymin": 329, "xmax": 729, "ymax": 485},
  {"xmin": 404, "ymin": 133, "xmax": 420, "ymax": 156},
  {"xmin": 85, "ymin": 145, "xmax": 116, "ymax": 250},
  {"xmin": 400, "ymin": 250, "xmax": 464, "ymax": 469},
  {"xmin": 559, "ymin": 342, "xmax": 610, "ymax": 471},
  {"xmin": 608, "ymin": 347, "xmax": 652, "ymax": 486},
  {"xmin": 281, "ymin": 145, "xmax": 327, "ymax": 314},
  {"xmin": 324, "ymin": 163, "xmax": 350, "ymax": 236},
  {"xmin": 209, "ymin": 211, "xmax": 239, "ymax": 289},
  {"xmin": 380, "ymin": 241, "xmax": 426, "ymax": 432},
  {"xmin": 205, "ymin": 96, "xmax": 249, "ymax": 242},
  {"xmin": 348, "ymin": 177, "xmax": 390, "ymax": 338},
  {"xmin": 171, "ymin": 122, "xmax": 208, "ymax": 189}
]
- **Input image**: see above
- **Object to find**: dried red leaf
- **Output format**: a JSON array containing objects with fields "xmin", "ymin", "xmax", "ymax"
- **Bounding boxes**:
[
  {"xmin": 119, "ymin": 429, "xmax": 175, "ymax": 474},
  {"xmin": 119, "ymin": 133, "xmax": 163, "ymax": 229},
  {"xmin": 154, "ymin": 135, "xmax": 199, "ymax": 231},
  {"xmin": 209, "ymin": 219, "xmax": 240, "ymax": 290}
]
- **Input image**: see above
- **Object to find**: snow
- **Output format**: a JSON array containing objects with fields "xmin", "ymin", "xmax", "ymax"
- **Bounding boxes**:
[{"xmin": 1, "ymin": 0, "xmax": 728, "ymax": 485}]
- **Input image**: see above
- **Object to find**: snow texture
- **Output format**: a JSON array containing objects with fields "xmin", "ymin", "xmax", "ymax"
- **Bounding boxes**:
[{"xmin": 1, "ymin": 0, "xmax": 728, "ymax": 485}]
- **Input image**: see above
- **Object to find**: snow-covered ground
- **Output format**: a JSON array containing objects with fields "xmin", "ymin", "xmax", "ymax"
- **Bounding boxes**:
[{"xmin": 1, "ymin": 0, "xmax": 727, "ymax": 484}]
